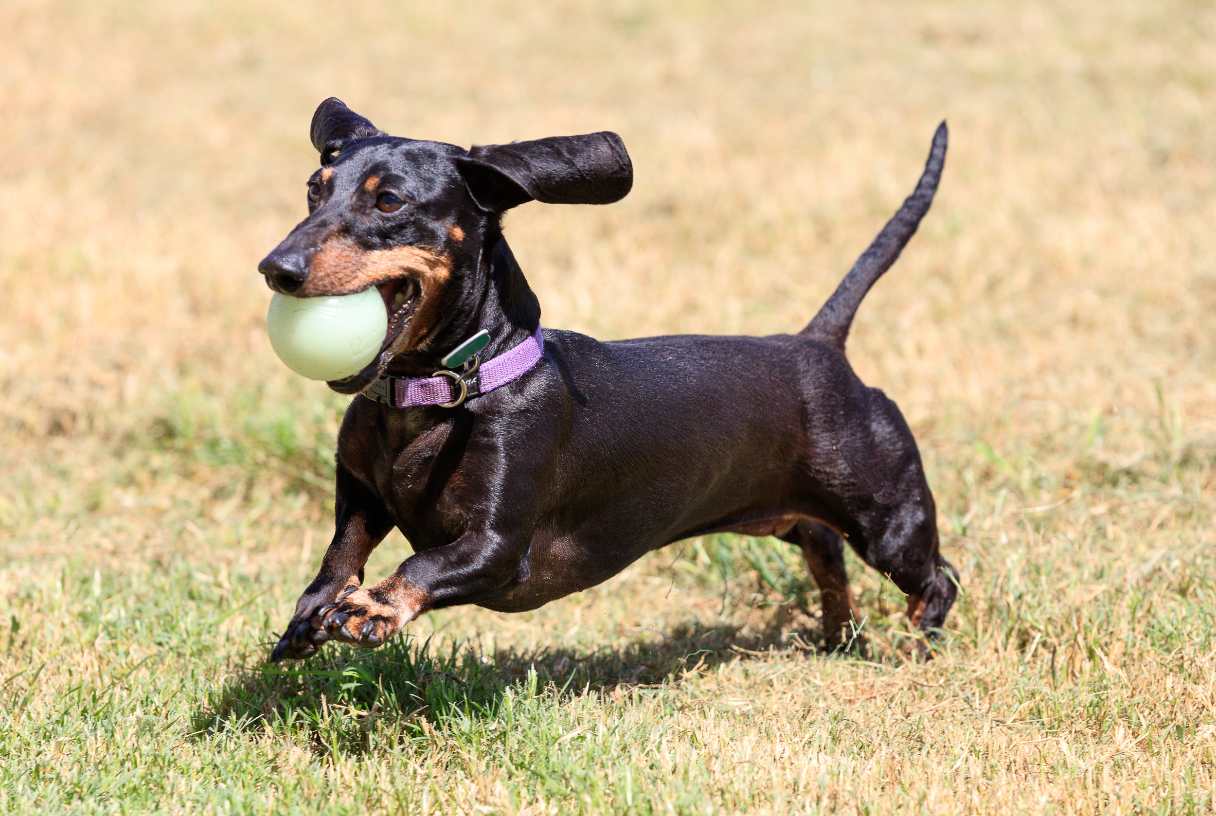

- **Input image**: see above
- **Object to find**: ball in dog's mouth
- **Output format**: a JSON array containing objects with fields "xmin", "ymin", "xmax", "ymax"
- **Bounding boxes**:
[
  {"xmin": 323, "ymin": 277, "xmax": 423, "ymax": 392},
  {"xmin": 267, "ymin": 280, "xmax": 419, "ymax": 382}
]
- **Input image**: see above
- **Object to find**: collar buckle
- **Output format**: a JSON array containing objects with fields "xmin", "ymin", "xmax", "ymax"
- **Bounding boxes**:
[
  {"xmin": 362, "ymin": 376, "xmax": 399, "ymax": 408},
  {"xmin": 434, "ymin": 354, "xmax": 481, "ymax": 409}
]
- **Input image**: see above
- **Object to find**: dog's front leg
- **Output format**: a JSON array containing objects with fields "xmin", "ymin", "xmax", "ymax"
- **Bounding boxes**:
[
  {"xmin": 316, "ymin": 528, "xmax": 524, "ymax": 650},
  {"xmin": 270, "ymin": 464, "xmax": 394, "ymax": 661}
]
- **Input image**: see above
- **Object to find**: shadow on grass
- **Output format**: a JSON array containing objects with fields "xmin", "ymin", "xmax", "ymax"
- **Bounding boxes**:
[{"xmin": 192, "ymin": 615, "xmax": 855, "ymax": 756}]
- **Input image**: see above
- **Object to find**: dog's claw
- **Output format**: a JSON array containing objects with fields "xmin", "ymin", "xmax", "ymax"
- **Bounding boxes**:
[
  {"xmin": 338, "ymin": 585, "xmax": 358, "ymax": 600},
  {"xmin": 361, "ymin": 621, "xmax": 380, "ymax": 644},
  {"xmin": 270, "ymin": 627, "xmax": 320, "ymax": 662},
  {"xmin": 326, "ymin": 611, "xmax": 350, "ymax": 632}
]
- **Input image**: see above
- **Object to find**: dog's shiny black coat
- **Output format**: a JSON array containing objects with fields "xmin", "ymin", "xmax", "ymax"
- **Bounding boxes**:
[{"xmin": 262, "ymin": 99, "xmax": 958, "ymax": 661}]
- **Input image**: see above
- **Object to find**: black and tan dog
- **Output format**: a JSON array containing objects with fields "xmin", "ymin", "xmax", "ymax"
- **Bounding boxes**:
[{"xmin": 261, "ymin": 98, "xmax": 958, "ymax": 661}]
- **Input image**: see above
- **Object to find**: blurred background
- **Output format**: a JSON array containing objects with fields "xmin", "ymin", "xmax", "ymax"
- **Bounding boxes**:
[{"xmin": 1, "ymin": 2, "xmax": 1213, "ymax": 812}]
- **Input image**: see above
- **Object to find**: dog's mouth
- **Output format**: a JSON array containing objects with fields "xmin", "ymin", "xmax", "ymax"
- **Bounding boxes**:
[
  {"xmin": 379, "ymin": 277, "xmax": 421, "ymax": 350},
  {"xmin": 326, "ymin": 276, "xmax": 421, "ymax": 393}
]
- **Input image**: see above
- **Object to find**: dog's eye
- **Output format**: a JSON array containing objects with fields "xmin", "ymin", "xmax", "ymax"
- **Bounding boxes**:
[{"xmin": 375, "ymin": 192, "xmax": 404, "ymax": 214}]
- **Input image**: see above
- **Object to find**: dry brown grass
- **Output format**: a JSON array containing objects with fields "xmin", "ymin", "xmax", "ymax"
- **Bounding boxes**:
[{"xmin": 2, "ymin": 1, "xmax": 1214, "ymax": 813}]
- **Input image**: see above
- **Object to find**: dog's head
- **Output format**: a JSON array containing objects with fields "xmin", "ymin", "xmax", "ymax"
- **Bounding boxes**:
[{"xmin": 258, "ymin": 98, "xmax": 632, "ymax": 393}]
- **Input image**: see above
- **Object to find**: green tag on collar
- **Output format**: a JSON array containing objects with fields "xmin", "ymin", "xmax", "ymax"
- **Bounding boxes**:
[{"xmin": 441, "ymin": 329, "xmax": 490, "ymax": 369}]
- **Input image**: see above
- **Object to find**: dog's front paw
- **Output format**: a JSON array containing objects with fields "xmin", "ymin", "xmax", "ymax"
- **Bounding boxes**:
[
  {"xmin": 270, "ymin": 616, "xmax": 328, "ymax": 662},
  {"xmin": 269, "ymin": 582, "xmax": 358, "ymax": 662},
  {"xmin": 318, "ymin": 581, "xmax": 424, "ymax": 649}
]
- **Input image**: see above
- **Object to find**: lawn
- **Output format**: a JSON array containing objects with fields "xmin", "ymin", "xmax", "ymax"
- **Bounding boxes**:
[{"xmin": 1, "ymin": 1, "xmax": 1213, "ymax": 813}]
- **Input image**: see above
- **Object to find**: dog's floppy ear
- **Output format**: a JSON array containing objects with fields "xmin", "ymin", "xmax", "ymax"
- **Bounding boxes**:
[
  {"xmin": 309, "ymin": 98, "xmax": 382, "ymax": 164},
  {"xmin": 456, "ymin": 132, "xmax": 633, "ymax": 212}
]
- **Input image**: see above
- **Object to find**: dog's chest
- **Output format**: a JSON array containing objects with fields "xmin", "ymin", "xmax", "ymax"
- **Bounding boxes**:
[{"xmin": 339, "ymin": 406, "xmax": 470, "ymax": 546}]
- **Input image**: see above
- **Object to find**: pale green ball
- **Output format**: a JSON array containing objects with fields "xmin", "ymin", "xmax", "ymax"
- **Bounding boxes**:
[{"xmin": 266, "ymin": 289, "xmax": 387, "ymax": 381}]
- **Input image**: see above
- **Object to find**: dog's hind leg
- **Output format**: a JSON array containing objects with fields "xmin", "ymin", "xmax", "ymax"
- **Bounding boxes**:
[
  {"xmin": 849, "ymin": 494, "xmax": 959, "ymax": 648},
  {"xmin": 812, "ymin": 386, "xmax": 960, "ymax": 650},
  {"xmin": 783, "ymin": 520, "xmax": 862, "ymax": 651}
]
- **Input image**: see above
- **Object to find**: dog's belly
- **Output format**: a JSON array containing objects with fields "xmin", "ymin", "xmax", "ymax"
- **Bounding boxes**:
[
  {"xmin": 470, "ymin": 528, "xmax": 640, "ymax": 612},
  {"xmin": 702, "ymin": 513, "xmax": 803, "ymax": 538},
  {"xmin": 472, "ymin": 507, "xmax": 811, "ymax": 614}
]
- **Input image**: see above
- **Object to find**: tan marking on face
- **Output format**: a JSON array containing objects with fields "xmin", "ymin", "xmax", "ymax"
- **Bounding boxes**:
[
  {"xmin": 906, "ymin": 594, "xmax": 927, "ymax": 627},
  {"xmin": 301, "ymin": 237, "xmax": 451, "ymax": 295},
  {"xmin": 319, "ymin": 167, "xmax": 334, "ymax": 183},
  {"xmin": 448, "ymin": 223, "xmax": 465, "ymax": 242},
  {"xmin": 299, "ymin": 236, "xmax": 453, "ymax": 350},
  {"xmin": 362, "ymin": 175, "xmax": 381, "ymax": 193}
]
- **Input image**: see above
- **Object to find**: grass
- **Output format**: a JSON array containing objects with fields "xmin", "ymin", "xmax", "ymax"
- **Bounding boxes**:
[{"xmin": 2, "ymin": 0, "xmax": 1215, "ymax": 812}]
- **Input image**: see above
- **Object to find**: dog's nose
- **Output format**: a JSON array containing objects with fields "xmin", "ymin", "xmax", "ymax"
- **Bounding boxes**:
[{"xmin": 258, "ymin": 249, "xmax": 309, "ymax": 293}]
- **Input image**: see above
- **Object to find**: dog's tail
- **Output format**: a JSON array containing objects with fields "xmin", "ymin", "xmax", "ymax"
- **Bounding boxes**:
[{"xmin": 803, "ymin": 122, "xmax": 948, "ymax": 350}]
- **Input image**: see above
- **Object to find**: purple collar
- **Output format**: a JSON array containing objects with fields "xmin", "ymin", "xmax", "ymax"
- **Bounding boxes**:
[{"xmin": 361, "ymin": 327, "xmax": 544, "ymax": 409}]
